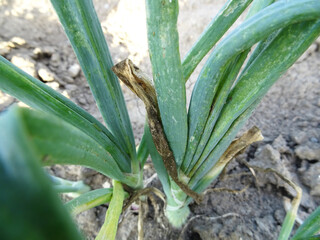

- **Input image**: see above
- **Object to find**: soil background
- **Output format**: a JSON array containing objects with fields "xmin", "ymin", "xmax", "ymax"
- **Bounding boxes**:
[{"xmin": 0, "ymin": 0, "xmax": 320, "ymax": 239}]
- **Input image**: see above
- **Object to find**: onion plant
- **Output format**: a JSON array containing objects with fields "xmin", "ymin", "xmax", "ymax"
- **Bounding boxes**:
[{"xmin": 0, "ymin": 0, "xmax": 320, "ymax": 239}]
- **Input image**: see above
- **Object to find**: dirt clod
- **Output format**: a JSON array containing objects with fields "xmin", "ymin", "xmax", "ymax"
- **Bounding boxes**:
[
  {"xmin": 301, "ymin": 162, "xmax": 320, "ymax": 196},
  {"xmin": 295, "ymin": 143, "xmax": 320, "ymax": 161}
]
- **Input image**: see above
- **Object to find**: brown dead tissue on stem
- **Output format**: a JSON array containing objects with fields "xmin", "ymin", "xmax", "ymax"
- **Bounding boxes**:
[
  {"xmin": 112, "ymin": 59, "xmax": 203, "ymax": 203},
  {"xmin": 204, "ymin": 126, "xmax": 264, "ymax": 189},
  {"xmin": 112, "ymin": 59, "xmax": 266, "ymax": 204}
]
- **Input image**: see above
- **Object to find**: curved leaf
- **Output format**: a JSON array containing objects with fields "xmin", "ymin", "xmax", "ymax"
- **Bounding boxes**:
[
  {"xmin": 65, "ymin": 188, "xmax": 113, "ymax": 216},
  {"xmin": 0, "ymin": 57, "xmax": 130, "ymax": 172},
  {"xmin": 184, "ymin": 53, "xmax": 247, "ymax": 174},
  {"xmin": 188, "ymin": 99, "xmax": 261, "ymax": 189},
  {"xmin": 50, "ymin": 0, "xmax": 136, "ymax": 160},
  {"xmin": 50, "ymin": 175, "xmax": 90, "ymax": 194},
  {"xmin": 184, "ymin": 0, "xmax": 320, "ymax": 171},
  {"xmin": 0, "ymin": 108, "xmax": 82, "ymax": 240},
  {"xmin": 6, "ymin": 107, "xmax": 135, "ymax": 185},
  {"xmin": 191, "ymin": 20, "xmax": 320, "ymax": 183},
  {"xmin": 182, "ymin": 0, "xmax": 253, "ymax": 81},
  {"xmin": 292, "ymin": 206, "xmax": 320, "ymax": 240},
  {"xmin": 183, "ymin": 0, "xmax": 275, "ymax": 174},
  {"xmin": 246, "ymin": 0, "xmax": 274, "ymax": 19}
]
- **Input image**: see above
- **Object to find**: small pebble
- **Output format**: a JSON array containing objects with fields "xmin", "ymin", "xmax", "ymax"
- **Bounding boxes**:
[
  {"xmin": 301, "ymin": 162, "xmax": 320, "ymax": 196},
  {"xmin": 10, "ymin": 36, "xmax": 26, "ymax": 46},
  {"xmin": 50, "ymin": 52, "xmax": 61, "ymax": 67},
  {"xmin": 77, "ymin": 96, "xmax": 87, "ymax": 105},
  {"xmin": 11, "ymin": 55, "xmax": 36, "ymax": 77},
  {"xmin": 32, "ymin": 48, "xmax": 42, "ymax": 59},
  {"xmin": 46, "ymin": 81, "xmax": 60, "ymax": 90},
  {"xmin": 254, "ymin": 144, "xmax": 280, "ymax": 164},
  {"xmin": 274, "ymin": 209, "xmax": 285, "ymax": 225},
  {"xmin": 0, "ymin": 41, "xmax": 11, "ymax": 55},
  {"xmin": 62, "ymin": 75, "xmax": 75, "ymax": 84},
  {"xmin": 80, "ymin": 167, "xmax": 96, "ymax": 178},
  {"xmin": 65, "ymin": 84, "xmax": 77, "ymax": 91},
  {"xmin": 102, "ymin": 181, "xmax": 111, "ymax": 189},
  {"xmin": 42, "ymin": 46, "xmax": 55, "ymax": 56},
  {"xmin": 68, "ymin": 64, "xmax": 81, "ymax": 78},
  {"xmin": 38, "ymin": 64, "xmax": 55, "ymax": 82}
]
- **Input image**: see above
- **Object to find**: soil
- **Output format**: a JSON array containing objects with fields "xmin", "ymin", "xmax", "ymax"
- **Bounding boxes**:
[{"xmin": 0, "ymin": 0, "xmax": 319, "ymax": 240}]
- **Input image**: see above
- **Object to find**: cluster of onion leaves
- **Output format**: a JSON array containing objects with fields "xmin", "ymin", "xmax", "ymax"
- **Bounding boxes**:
[{"xmin": 0, "ymin": 0, "xmax": 320, "ymax": 240}]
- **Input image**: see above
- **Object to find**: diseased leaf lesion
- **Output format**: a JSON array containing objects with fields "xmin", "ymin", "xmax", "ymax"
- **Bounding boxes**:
[{"xmin": 112, "ymin": 59, "xmax": 203, "ymax": 203}]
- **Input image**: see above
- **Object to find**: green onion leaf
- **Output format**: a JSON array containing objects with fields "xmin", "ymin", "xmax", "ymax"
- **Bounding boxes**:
[
  {"xmin": 184, "ymin": 0, "xmax": 320, "ymax": 172},
  {"xmin": 0, "ymin": 56, "xmax": 130, "ymax": 172},
  {"xmin": 50, "ymin": 0, "xmax": 136, "ymax": 160},
  {"xmin": 65, "ymin": 188, "xmax": 113, "ymax": 216},
  {"xmin": 96, "ymin": 181, "xmax": 124, "ymax": 240},
  {"xmin": 1, "ymin": 107, "xmax": 139, "ymax": 187},
  {"xmin": 146, "ymin": 0, "xmax": 187, "ymax": 167},
  {"xmin": 0, "ymin": 107, "xmax": 82, "ymax": 240},
  {"xmin": 197, "ymin": 20, "xmax": 320, "ymax": 170},
  {"xmin": 291, "ymin": 206, "xmax": 320, "ymax": 240},
  {"xmin": 182, "ymin": 0, "xmax": 253, "ymax": 81}
]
